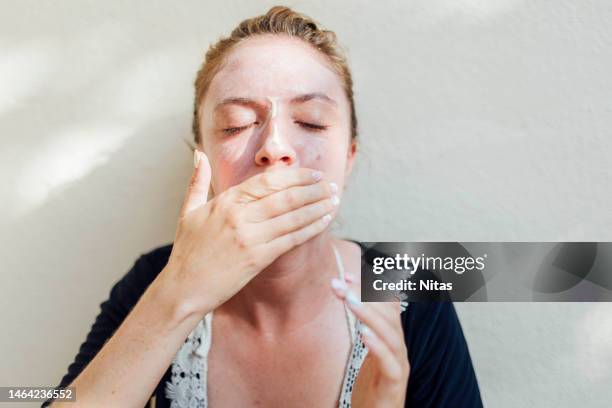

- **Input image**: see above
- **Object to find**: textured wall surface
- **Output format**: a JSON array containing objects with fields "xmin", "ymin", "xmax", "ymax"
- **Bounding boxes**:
[{"xmin": 1, "ymin": 1, "xmax": 611, "ymax": 407}]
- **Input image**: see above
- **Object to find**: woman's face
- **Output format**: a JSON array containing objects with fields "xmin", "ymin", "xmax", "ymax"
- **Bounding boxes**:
[{"xmin": 198, "ymin": 34, "xmax": 357, "ymax": 199}]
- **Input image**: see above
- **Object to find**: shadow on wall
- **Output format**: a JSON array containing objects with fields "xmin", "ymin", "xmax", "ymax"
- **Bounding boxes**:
[
  {"xmin": 3, "ymin": 1, "xmax": 355, "ymax": 389},
  {"xmin": 1, "ymin": 114, "xmax": 193, "ymax": 383},
  {"xmin": 0, "ymin": 1, "xmax": 339, "ymax": 387},
  {"xmin": 0, "ymin": 5, "xmax": 224, "ymax": 389}
]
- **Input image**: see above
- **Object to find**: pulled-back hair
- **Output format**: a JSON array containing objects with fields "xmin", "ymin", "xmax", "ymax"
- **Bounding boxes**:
[{"xmin": 192, "ymin": 6, "xmax": 358, "ymax": 145}]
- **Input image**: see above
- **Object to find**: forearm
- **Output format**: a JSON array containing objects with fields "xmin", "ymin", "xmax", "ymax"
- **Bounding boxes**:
[{"xmin": 51, "ymin": 266, "xmax": 206, "ymax": 407}]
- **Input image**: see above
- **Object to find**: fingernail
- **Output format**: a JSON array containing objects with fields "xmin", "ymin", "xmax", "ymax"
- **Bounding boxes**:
[
  {"xmin": 312, "ymin": 171, "xmax": 323, "ymax": 181},
  {"xmin": 193, "ymin": 150, "xmax": 201, "ymax": 169},
  {"xmin": 329, "ymin": 182, "xmax": 338, "ymax": 193},
  {"xmin": 331, "ymin": 277, "xmax": 347, "ymax": 292},
  {"xmin": 361, "ymin": 325, "xmax": 372, "ymax": 337},
  {"xmin": 346, "ymin": 291, "xmax": 361, "ymax": 308},
  {"xmin": 322, "ymin": 214, "xmax": 332, "ymax": 224},
  {"xmin": 331, "ymin": 195, "xmax": 340, "ymax": 206}
]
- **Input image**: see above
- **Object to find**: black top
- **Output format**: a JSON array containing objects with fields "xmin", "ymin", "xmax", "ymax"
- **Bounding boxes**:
[{"xmin": 43, "ymin": 242, "xmax": 483, "ymax": 407}]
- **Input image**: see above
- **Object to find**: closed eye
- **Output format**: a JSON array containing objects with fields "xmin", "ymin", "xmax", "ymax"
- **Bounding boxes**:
[
  {"xmin": 222, "ymin": 123, "xmax": 257, "ymax": 135},
  {"xmin": 296, "ymin": 121, "xmax": 328, "ymax": 132},
  {"xmin": 223, "ymin": 126, "xmax": 247, "ymax": 135},
  {"xmin": 223, "ymin": 121, "xmax": 328, "ymax": 135}
]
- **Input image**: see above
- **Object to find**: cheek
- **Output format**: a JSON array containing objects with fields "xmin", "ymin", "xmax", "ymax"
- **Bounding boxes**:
[
  {"xmin": 294, "ymin": 137, "xmax": 325, "ymax": 163},
  {"xmin": 209, "ymin": 141, "xmax": 256, "ymax": 191},
  {"xmin": 295, "ymin": 137, "xmax": 346, "ymax": 173}
]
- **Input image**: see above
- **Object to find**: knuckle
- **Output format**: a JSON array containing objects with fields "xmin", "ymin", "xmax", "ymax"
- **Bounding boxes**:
[
  {"xmin": 245, "ymin": 257, "xmax": 259, "ymax": 271},
  {"xmin": 322, "ymin": 200, "xmax": 334, "ymax": 212},
  {"xmin": 285, "ymin": 190, "xmax": 298, "ymax": 207},
  {"xmin": 214, "ymin": 193, "xmax": 231, "ymax": 213},
  {"xmin": 289, "ymin": 211, "xmax": 305, "ymax": 226},
  {"xmin": 290, "ymin": 231, "xmax": 301, "ymax": 247},
  {"xmin": 386, "ymin": 368, "xmax": 403, "ymax": 383},
  {"xmin": 234, "ymin": 227, "xmax": 249, "ymax": 249},
  {"xmin": 288, "ymin": 236, "xmax": 298, "ymax": 249},
  {"xmin": 319, "ymin": 181, "xmax": 330, "ymax": 196},
  {"xmin": 209, "ymin": 197, "xmax": 221, "ymax": 214},
  {"xmin": 264, "ymin": 198, "xmax": 282, "ymax": 213},
  {"xmin": 402, "ymin": 357, "xmax": 410, "ymax": 372},
  {"xmin": 298, "ymin": 186, "xmax": 313, "ymax": 203},
  {"xmin": 314, "ymin": 202, "xmax": 328, "ymax": 218},
  {"xmin": 239, "ymin": 245, "xmax": 258, "ymax": 271},
  {"xmin": 388, "ymin": 339, "xmax": 402, "ymax": 355},
  {"xmin": 188, "ymin": 172, "xmax": 198, "ymax": 189},
  {"xmin": 225, "ymin": 207, "xmax": 241, "ymax": 228}
]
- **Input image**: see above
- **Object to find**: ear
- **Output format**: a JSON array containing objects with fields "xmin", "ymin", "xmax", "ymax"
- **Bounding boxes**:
[{"xmin": 344, "ymin": 139, "xmax": 358, "ymax": 180}]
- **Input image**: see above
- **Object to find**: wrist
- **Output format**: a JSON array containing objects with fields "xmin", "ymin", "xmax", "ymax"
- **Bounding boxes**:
[{"xmin": 147, "ymin": 265, "xmax": 209, "ymax": 328}]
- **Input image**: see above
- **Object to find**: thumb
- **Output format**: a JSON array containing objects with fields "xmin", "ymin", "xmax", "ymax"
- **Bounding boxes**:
[{"xmin": 181, "ymin": 149, "xmax": 212, "ymax": 216}]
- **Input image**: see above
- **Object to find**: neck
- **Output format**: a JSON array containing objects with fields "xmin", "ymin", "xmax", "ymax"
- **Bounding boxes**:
[{"xmin": 219, "ymin": 231, "xmax": 342, "ymax": 334}]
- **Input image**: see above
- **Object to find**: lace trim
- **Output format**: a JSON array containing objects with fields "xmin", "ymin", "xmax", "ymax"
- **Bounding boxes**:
[
  {"xmin": 165, "ymin": 243, "xmax": 408, "ymax": 407},
  {"xmin": 165, "ymin": 312, "xmax": 212, "ymax": 407},
  {"xmin": 338, "ymin": 319, "xmax": 369, "ymax": 407}
]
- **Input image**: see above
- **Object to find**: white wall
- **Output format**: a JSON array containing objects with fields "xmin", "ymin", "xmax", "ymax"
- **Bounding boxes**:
[{"xmin": 1, "ymin": 1, "xmax": 611, "ymax": 407}]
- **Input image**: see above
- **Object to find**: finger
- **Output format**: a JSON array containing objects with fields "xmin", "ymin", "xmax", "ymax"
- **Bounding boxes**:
[
  {"xmin": 181, "ymin": 150, "xmax": 212, "ymax": 216},
  {"xmin": 252, "ymin": 197, "xmax": 338, "ymax": 243},
  {"xmin": 262, "ymin": 212, "xmax": 332, "ymax": 257},
  {"xmin": 330, "ymin": 278, "xmax": 351, "ymax": 299},
  {"xmin": 331, "ymin": 280, "xmax": 403, "ymax": 338},
  {"xmin": 361, "ymin": 326, "xmax": 406, "ymax": 382},
  {"xmin": 338, "ymin": 291, "xmax": 405, "ymax": 355},
  {"xmin": 235, "ymin": 167, "xmax": 323, "ymax": 203},
  {"xmin": 368, "ymin": 302, "xmax": 404, "ymax": 338},
  {"xmin": 244, "ymin": 180, "xmax": 337, "ymax": 222}
]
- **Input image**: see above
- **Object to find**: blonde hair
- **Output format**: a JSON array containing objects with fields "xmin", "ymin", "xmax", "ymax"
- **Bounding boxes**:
[{"xmin": 192, "ymin": 5, "xmax": 358, "ymax": 145}]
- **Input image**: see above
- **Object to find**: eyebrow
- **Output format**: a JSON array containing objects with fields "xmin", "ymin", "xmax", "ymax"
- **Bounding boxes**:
[
  {"xmin": 214, "ymin": 92, "xmax": 338, "ymax": 111},
  {"xmin": 290, "ymin": 92, "xmax": 338, "ymax": 106}
]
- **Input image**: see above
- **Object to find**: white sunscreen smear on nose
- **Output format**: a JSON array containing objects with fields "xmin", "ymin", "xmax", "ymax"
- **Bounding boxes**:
[
  {"xmin": 264, "ymin": 97, "xmax": 282, "ymax": 145},
  {"xmin": 271, "ymin": 123, "xmax": 281, "ymax": 145},
  {"xmin": 268, "ymin": 96, "xmax": 279, "ymax": 119}
]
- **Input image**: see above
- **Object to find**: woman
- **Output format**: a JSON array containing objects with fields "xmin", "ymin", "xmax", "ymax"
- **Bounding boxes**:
[{"xmin": 45, "ymin": 6, "xmax": 482, "ymax": 407}]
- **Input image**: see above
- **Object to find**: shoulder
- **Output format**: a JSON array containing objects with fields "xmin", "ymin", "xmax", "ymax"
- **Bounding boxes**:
[
  {"xmin": 135, "ymin": 243, "xmax": 174, "ymax": 275},
  {"xmin": 402, "ymin": 302, "xmax": 482, "ymax": 407},
  {"xmin": 121, "ymin": 243, "xmax": 173, "ymax": 285},
  {"xmin": 105, "ymin": 243, "xmax": 174, "ymax": 312},
  {"xmin": 401, "ymin": 301, "xmax": 464, "ymax": 355}
]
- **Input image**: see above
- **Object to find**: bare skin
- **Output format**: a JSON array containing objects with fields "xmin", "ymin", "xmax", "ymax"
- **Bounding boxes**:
[
  {"xmin": 52, "ymin": 34, "xmax": 408, "ymax": 407},
  {"xmin": 207, "ymin": 238, "xmax": 362, "ymax": 408},
  {"xmin": 51, "ymin": 159, "xmax": 338, "ymax": 407},
  {"xmin": 199, "ymin": 34, "xmax": 408, "ymax": 407}
]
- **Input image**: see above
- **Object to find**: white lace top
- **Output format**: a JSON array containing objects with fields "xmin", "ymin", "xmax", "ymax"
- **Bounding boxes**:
[{"xmin": 164, "ymin": 243, "xmax": 407, "ymax": 407}]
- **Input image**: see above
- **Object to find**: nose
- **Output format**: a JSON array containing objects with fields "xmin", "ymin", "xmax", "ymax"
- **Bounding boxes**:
[{"xmin": 254, "ymin": 118, "xmax": 296, "ymax": 167}]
